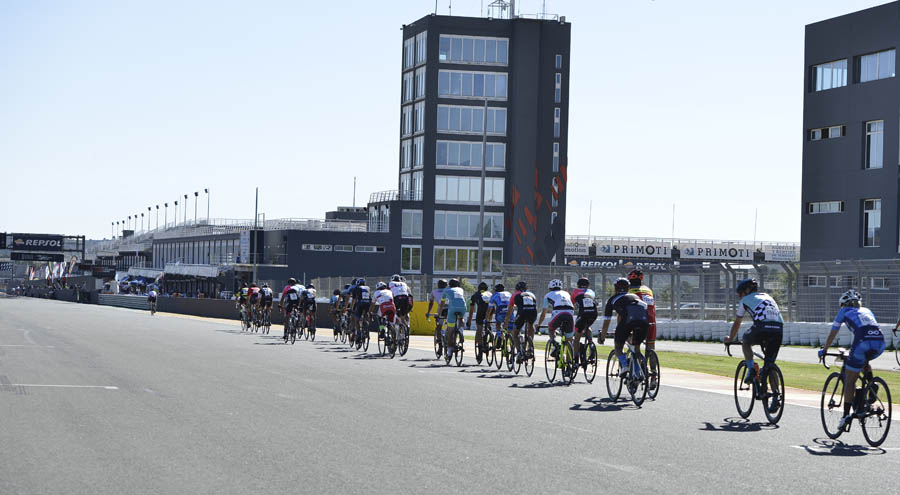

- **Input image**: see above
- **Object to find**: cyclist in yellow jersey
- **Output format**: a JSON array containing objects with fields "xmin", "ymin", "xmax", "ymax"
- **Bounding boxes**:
[{"xmin": 627, "ymin": 269, "xmax": 657, "ymax": 351}]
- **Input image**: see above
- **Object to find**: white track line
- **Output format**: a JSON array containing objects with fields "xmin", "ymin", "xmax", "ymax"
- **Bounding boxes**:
[
  {"xmin": 0, "ymin": 345, "xmax": 55, "ymax": 348},
  {"xmin": 8, "ymin": 384, "xmax": 118, "ymax": 390}
]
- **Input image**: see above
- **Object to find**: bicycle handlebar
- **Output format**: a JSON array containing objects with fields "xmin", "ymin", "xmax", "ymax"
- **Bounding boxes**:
[{"xmin": 819, "ymin": 348, "xmax": 848, "ymax": 370}]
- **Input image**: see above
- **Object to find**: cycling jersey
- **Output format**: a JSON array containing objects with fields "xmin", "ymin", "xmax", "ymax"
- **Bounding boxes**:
[
  {"xmin": 832, "ymin": 306, "xmax": 884, "ymax": 342},
  {"xmin": 350, "ymin": 285, "xmax": 371, "ymax": 304},
  {"xmin": 442, "ymin": 287, "xmax": 468, "ymax": 326},
  {"xmin": 469, "ymin": 290, "xmax": 492, "ymax": 320},
  {"xmin": 489, "ymin": 291, "xmax": 512, "ymax": 322},
  {"xmin": 628, "ymin": 284, "xmax": 656, "ymax": 342},
  {"xmin": 330, "ymin": 295, "xmax": 339, "ymax": 306},
  {"xmin": 238, "ymin": 287, "xmax": 249, "ymax": 302},
  {"xmin": 260, "ymin": 287, "xmax": 273, "ymax": 305},
  {"xmin": 302, "ymin": 288, "xmax": 316, "ymax": 302},
  {"xmin": 147, "ymin": 290, "xmax": 158, "ymax": 301},
  {"xmin": 737, "ymin": 292, "xmax": 783, "ymax": 329},
  {"xmin": 282, "ymin": 284, "xmax": 302, "ymax": 306},
  {"xmin": 428, "ymin": 288, "xmax": 444, "ymax": 303},
  {"xmin": 373, "ymin": 288, "xmax": 396, "ymax": 321},
  {"xmin": 571, "ymin": 288, "xmax": 598, "ymax": 317},
  {"xmin": 512, "ymin": 290, "xmax": 537, "ymax": 313},
  {"xmin": 603, "ymin": 293, "xmax": 648, "ymax": 327},
  {"xmin": 389, "ymin": 281, "xmax": 410, "ymax": 298},
  {"xmin": 543, "ymin": 290, "xmax": 574, "ymax": 317}
]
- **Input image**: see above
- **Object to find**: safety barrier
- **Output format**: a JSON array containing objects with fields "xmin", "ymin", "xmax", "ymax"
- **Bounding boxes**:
[
  {"xmin": 655, "ymin": 319, "xmax": 899, "ymax": 348},
  {"xmin": 98, "ymin": 294, "xmax": 150, "ymax": 311}
]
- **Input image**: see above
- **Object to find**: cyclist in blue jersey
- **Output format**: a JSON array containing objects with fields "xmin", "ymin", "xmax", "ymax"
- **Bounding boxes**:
[
  {"xmin": 819, "ymin": 289, "xmax": 886, "ymax": 430},
  {"xmin": 485, "ymin": 283, "xmax": 513, "ymax": 339},
  {"xmin": 437, "ymin": 279, "xmax": 469, "ymax": 358},
  {"xmin": 725, "ymin": 278, "xmax": 784, "ymax": 384},
  {"xmin": 426, "ymin": 279, "xmax": 450, "ymax": 352}
]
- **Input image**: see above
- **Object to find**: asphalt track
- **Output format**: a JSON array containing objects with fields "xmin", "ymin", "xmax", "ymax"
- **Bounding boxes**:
[{"xmin": 1, "ymin": 296, "xmax": 898, "ymax": 495}]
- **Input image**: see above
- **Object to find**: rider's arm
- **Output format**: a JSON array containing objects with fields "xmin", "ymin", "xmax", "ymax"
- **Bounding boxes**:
[
  {"xmin": 466, "ymin": 298, "xmax": 476, "ymax": 326},
  {"xmin": 536, "ymin": 307, "xmax": 548, "ymax": 329},
  {"xmin": 600, "ymin": 318, "xmax": 611, "ymax": 344},
  {"xmin": 725, "ymin": 316, "xmax": 743, "ymax": 344},
  {"xmin": 821, "ymin": 328, "xmax": 840, "ymax": 355},
  {"xmin": 503, "ymin": 302, "xmax": 513, "ymax": 329}
]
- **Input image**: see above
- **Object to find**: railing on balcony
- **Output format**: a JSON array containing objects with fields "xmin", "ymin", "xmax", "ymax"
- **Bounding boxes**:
[{"xmin": 369, "ymin": 190, "xmax": 399, "ymax": 204}]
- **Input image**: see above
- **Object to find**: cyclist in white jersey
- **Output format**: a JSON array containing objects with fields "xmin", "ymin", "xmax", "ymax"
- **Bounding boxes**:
[
  {"xmin": 389, "ymin": 275, "xmax": 413, "ymax": 327},
  {"xmin": 536, "ymin": 279, "xmax": 576, "ymax": 357}
]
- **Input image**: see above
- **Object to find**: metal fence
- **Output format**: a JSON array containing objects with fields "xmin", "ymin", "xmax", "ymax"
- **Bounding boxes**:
[
  {"xmin": 796, "ymin": 259, "xmax": 900, "ymax": 324},
  {"xmin": 310, "ymin": 273, "xmax": 505, "ymax": 304}
]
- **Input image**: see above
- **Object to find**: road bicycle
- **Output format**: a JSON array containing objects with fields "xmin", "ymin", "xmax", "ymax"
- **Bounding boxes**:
[
  {"xmin": 302, "ymin": 307, "xmax": 316, "ymax": 341},
  {"xmin": 725, "ymin": 343, "xmax": 784, "ymax": 424},
  {"xmin": 606, "ymin": 337, "xmax": 648, "ymax": 406},
  {"xmin": 574, "ymin": 332, "xmax": 597, "ymax": 384},
  {"xmin": 820, "ymin": 348, "xmax": 892, "ymax": 447},
  {"xmin": 149, "ymin": 299, "xmax": 157, "ymax": 316},
  {"xmin": 377, "ymin": 315, "xmax": 398, "ymax": 359},
  {"xmin": 473, "ymin": 320, "xmax": 492, "ymax": 366},
  {"xmin": 238, "ymin": 304, "xmax": 251, "ymax": 332},
  {"xmin": 428, "ymin": 314, "xmax": 445, "ymax": 359},
  {"xmin": 442, "ymin": 314, "xmax": 465, "ymax": 366},
  {"xmin": 332, "ymin": 311, "xmax": 342, "ymax": 342},
  {"xmin": 492, "ymin": 323, "xmax": 512, "ymax": 371},
  {"xmin": 545, "ymin": 328, "xmax": 577, "ymax": 385},
  {"xmin": 260, "ymin": 307, "xmax": 271, "ymax": 335},
  {"xmin": 283, "ymin": 307, "xmax": 299, "ymax": 345},
  {"xmin": 509, "ymin": 326, "xmax": 535, "ymax": 377},
  {"xmin": 396, "ymin": 316, "xmax": 410, "ymax": 357}
]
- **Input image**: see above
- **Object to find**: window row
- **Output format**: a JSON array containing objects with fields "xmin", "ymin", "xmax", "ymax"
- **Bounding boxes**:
[
  {"xmin": 368, "ymin": 205, "xmax": 390, "ymax": 233},
  {"xmin": 809, "ymin": 125, "xmax": 845, "ymax": 141},
  {"xmin": 437, "ymin": 105, "xmax": 507, "ymax": 135},
  {"xmin": 154, "ymin": 238, "xmax": 241, "ymax": 268},
  {"xmin": 400, "ymin": 136, "xmax": 425, "ymax": 170},
  {"xmin": 401, "ymin": 209, "xmax": 423, "ymax": 239},
  {"xmin": 401, "ymin": 68, "xmax": 426, "ymax": 103},
  {"xmin": 403, "ymin": 32, "xmax": 427, "ymax": 70},
  {"xmin": 811, "ymin": 49, "xmax": 895, "ymax": 91},
  {"xmin": 439, "ymin": 35, "xmax": 508, "ymax": 65},
  {"xmin": 433, "ymin": 246, "xmax": 503, "ymax": 274},
  {"xmin": 438, "ymin": 70, "xmax": 508, "ymax": 99},
  {"xmin": 806, "ymin": 275, "xmax": 888, "ymax": 290},
  {"xmin": 807, "ymin": 201, "xmax": 844, "ymax": 214},
  {"xmin": 435, "ymin": 175, "xmax": 504, "ymax": 204},
  {"xmin": 399, "ymin": 171, "xmax": 424, "ymax": 201},
  {"xmin": 401, "ymin": 102, "xmax": 426, "ymax": 136},
  {"xmin": 434, "ymin": 210, "xmax": 503, "ymax": 240},
  {"xmin": 436, "ymin": 141, "xmax": 505, "ymax": 169}
]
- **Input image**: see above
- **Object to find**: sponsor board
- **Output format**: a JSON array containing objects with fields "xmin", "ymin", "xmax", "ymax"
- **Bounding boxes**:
[
  {"xmin": 10, "ymin": 233, "xmax": 64, "ymax": 252},
  {"xmin": 565, "ymin": 258, "xmax": 674, "ymax": 271},
  {"xmin": 11, "ymin": 252, "xmax": 65, "ymax": 262},
  {"xmin": 595, "ymin": 240, "xmax": 671, "ymax": 259},
  {"xmin": 564, "ymin": 245, "xmax": 589, "ymax": 256},
  {"xmin": 678, "ymin": 242, "xmax": 754, "ymax": 261},
  {"xmin": 763, "ymin": 244, "xmax": 800, "ymax": 262}
]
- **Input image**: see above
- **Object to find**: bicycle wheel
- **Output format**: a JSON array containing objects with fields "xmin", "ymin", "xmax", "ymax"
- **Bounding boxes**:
[
  {"xmin": 506, "ymin": 335, "xmax": 516, "ymax": 373},
  {"xmin": 398, "ymin": 323, "xmax": 409, "ymax": 357},
  {"xmin": 388, "ymin": 325, "xmax": 398, "ymax": 359},
  {"xmin": 378, "ymin": 324, "xmax": 386, "ymax": 356},
  {"xmin": 485, "ymin": 332, "xmax": 495, "ymax": 367},
  {"xmin": 524, "ymin": 336, "xmax": 535, "ymax": 377},
  {"xmin": 762, "ymin": 365, "xmax": 785, "ymax": 425},
  {"xmin": 896, "ymin": 347, "xmax": 900, "ymax": 368},
  {"xmin": 362, "ymin": 327, "xmax": 370, "ymax": 352},
  {"xmin": 494, "ymin": 334, "xmax": 505, "ymax": 371},
  {"xmin": 513, "ymin": 337, "xmax": 523, "ymax": 375},
  {"xmin": 434, "ymin": 328, "xmax": 442, "ymax": 359},
  {"xmin": 629, "ymin": 355, "xmax": 649, "ymax": 406},
  {"xmin": 454, "ymin": 329, "xmax": 464, "ymax": 367},
  {"xmin": 544, "ymin": 340, "xmax": 558, "ymax": 383},
  {"xmin": 605, "ymin": 350, "xmax": 623, "ymax": 401},
  {"xmin": 475, "ymin": 330, "xmax": 484, "ymax": 365},
  {"xmin": 309, "ymin": 318, "xmax": 316, "ymax": 341},
  {"xmin": 734, "ymin": 362, "xmax": 754, "ymax": 419},
  {"xmin": 861, "ymin": 377, "xmax": 892, "ymax": 447},
  {"xmin": 290, "ymin": 327, "xmax": 296, "ymax": 345},
  {"xmin": 646, "ymin": 350, "xmax": 660, "ymax": 399},
  {"xmin": 564, "ymin": 340, "xmax": 577, "ymax": 386},
  {"xmin": 584, "ymin": 341, "xmax": 597, "ymax": 384},
  {"xmin": 240, "ymin": 313, "xmax": 248, "ymax": 331},
  {"xmin": 820, "ymin": 372, "xmax": 845, "ymax": 439}
]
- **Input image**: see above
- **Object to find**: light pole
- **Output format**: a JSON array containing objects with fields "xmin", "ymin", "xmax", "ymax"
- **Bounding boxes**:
[
  {"xmin": 128, "ymin": 216, "xmax": 131, "ymax": 232},
  {"xmin": 141, "ymin": 213, "xmax": 145, "ymax": 232},
  {"xmin": 193, "ymin": 191, "xmax": 198, "ymax": 225},
  {"xmin": 183, "ymin": 194, "xmax": 188, "ymax": 225},
  {"xmin": 164, "ymin": 203, "xmax": 168, "ymax": 228},
  {"xmin": 111, "ymin": 222, "xmax": 114, "ymax": 239},
  {"xmin": 115, "ymin": 221, "xmax": 119, "ymax": 238},
  {"xmin": 204, "ymin": 188, "xmax": 209, "ymax": 224},
  {"xmin": 147, "ymin": 207, "xmax": 151, "ymax": 231},
  {"xmin": 155, "ymin": 205, "xmax": 159, "ymax": 230},
  {"xmin": 174, "ymin": 201, "xmax": 179, "ymax": 226}
]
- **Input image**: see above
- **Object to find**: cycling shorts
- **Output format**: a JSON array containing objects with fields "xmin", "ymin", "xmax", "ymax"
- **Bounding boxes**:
[
  {"xmin": 284, "ymin": 301, "xmax": 299, "ymax": 316},
  {"xmin": 549, "ymin": 311, "xmax": 575, "ymax": 338},
  {"xmin": 575, "ymin": 314, "xmax": 597, "ymax": 332},
  {"xmin": 303, "ymin": 299, "xmax": 317, "ymax": 312},
  {"xmin": 260, "ymin": 298, "xmax": 272, "ymax": 308},
  {"xmin": 395, "ymin": 295, "xmax": 412, "ymax": 317},
  {"xmin": 742, "ymin": 323, "xmax": 783, "ymax": 364},
  {"xmin": 614, "ymin": 321, "xmax": 649, "ymax": 349},
  {"xmin": 846, "ymin": 338, "xmax": 886, "ymax": 373},
  {"xmin": 147, "ymin": 296, "xmax": 157, "ymax": 304},
  {"xmin": 249, "ymin": 294, "xmax": 258, "ymax": 304},
  {"xmin": 378, "ymin": 301, "xmax": 396, "ymax": 322},
  {"xmin": 647, "ymin": 322, "xmax": 657, "ymax": 344},
  {"xmin": 447, "ymin": 304, "xmax": 466, "ymax": 328},
  {"xmin": 354, "ymin": 301, "xmax": 370, "ymax": 318},
  {"xmin": 514, "ymin": 310, "xmax": 537, "ymax": 330}
]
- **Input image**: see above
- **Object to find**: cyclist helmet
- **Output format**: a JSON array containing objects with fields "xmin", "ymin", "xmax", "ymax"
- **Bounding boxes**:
[
  {"xmin": 515, "ymin": 281, "xmax": 527, "ymax": 291},
  {"xmin": 839, "ymin": 289, "xmax": 861, "ymax": 307},
  {"xmin": 614, "ymin": 277, "xmax": 630, "ymax": 293},
  {"xmin": 399, "ymin": 275, "xmax": 406, "ymax": 282},
  {"xmin": 437, "ymin": 279, "xmax": 448, "ymax": 289},
  {"xmin": 242, "ymin": 282, "xmax": 248, "ymax": 287},
  {"xmin": 262, "ymin": 283, "xmax": 268, "ymax": 288},
  {"xmin": 342, "ymin": 284, "xmax": 351, "ymax": 290},
  {"xmin": 548, "ymin": 279, "xmax": 563, "ymax": 290},
  {"xmin": 627, "ymin": 269, "xmax": 643, "ymax": 282},
  {"xmin": 576, "ymin": 277, "xmax": 590, "ymax": 288},
  {"xmin": 307, "ymin": 283, "xmax": 314, "ymax": 289},
  {"xmin": 448, "ymin": 278, "xmax": 460, "ymax": 288},
  {"xmin": 478, "ymin": 282, "xmax": 489, "ymax": 291},
  {"xmin": 391, "ymin": 274, "xmax": 401, "ymax": 282},
  {"xmin": 288, "ymin": 278, "xmax": 297, "ymax": 285},
  {"xmin": 376, "ymin": 282, "xmax": 387, "ymax": 290},
  {"xmin": 494, "ymin": 283, "xmax": 505, "ymax": 292},
  {"xmin": 250, "ymin": 283, "xmax": 257, "ymax": 288},
  {"xmin": 735, "ymin": 278, "xmax": 758, "ymax": 295},
  {"xmin": 356, "ymin": 278, "xmax": 366, "ymax": 286},
  {"xmin": 333, "ymin": 289, "xmax": 340, "ymax": 295}
]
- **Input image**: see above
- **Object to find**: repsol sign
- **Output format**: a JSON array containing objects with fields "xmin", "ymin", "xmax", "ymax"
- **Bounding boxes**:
[{"xmin": 11, "ymin": 233, "xmax": 64, "ymax": 252}]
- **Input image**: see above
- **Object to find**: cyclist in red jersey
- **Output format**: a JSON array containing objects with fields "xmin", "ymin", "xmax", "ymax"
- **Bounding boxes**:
[{"xmin": 627, "ymin": 269, "xmax": 657, "ymax": 351}]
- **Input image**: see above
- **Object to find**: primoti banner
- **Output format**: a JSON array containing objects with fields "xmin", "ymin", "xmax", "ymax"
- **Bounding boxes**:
[
  {"xmin": 763, "ymin": 244, "xmax": 800, "ymax": 262},
  {"xmin": 10, "ymin": 233, "xmax": 64, "ymax": 252},
  {"xmin": 593, "ymin": 239, "xmax": 671, "ymax": 259},
  {"xmin": 677, "ymin": 242, "xmax": 754, "ymax": 261}
]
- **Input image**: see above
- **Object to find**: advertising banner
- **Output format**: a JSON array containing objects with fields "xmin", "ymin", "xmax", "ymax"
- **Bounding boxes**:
[
  {"xmin": 564, "ymin": 258, "xmax": 675, "ymax": 271},
  {"xmin": 763, "ymin": 244, "xmax": 800, "ymax": 262},
  {"xmin": 11, "ymin": 252, "xmax": 65, "ymax": 262},
  {"xmin": 592, "ymin": 240, "xmax": 671, "ymax": 259},
  {"xmin": 677, "ymin": 242, "xmax": 754, "ymax": 261},
  {"xmin": 564, "ymin": 245, "xmax": 589, "ymax": 256},
  {"xmin": 9, "ymin": 233, "xmax": 64, "ymax": 252}
]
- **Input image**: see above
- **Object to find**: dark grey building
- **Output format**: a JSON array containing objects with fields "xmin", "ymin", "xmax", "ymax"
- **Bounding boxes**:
[
  {"xmin": 391, "ymin": 12, "xmax": 571, "ymax": 279},
  {"xmin": 802, "ymin": 2, "xmax": 899, "ymax": 261}
]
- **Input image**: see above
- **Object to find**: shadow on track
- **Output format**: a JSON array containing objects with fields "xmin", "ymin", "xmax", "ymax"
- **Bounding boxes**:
[
  {"xmin": 698, "ymin": 417, "xmax": 780, "ymax": 433},
  {"xmin": 569, "ymin": 396, "xmax": 627, "ymax": 412},
  {"xmin": 796, "ymin": 438, "xmax": 886, "ymax": 456},
  {"xmin": 509, "ymin": 381, "xmax": 555, "ymax": 389}
]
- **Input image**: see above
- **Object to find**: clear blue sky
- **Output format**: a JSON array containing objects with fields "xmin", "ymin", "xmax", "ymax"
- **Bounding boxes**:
[{"xmin": 0, "ymin": 0, "xmax": 890, "ymax": 241}]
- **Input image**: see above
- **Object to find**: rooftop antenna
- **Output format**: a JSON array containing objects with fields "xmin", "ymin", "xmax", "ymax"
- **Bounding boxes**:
[
  {"xmin": 353, "ymin": 176, "xmax": 357, "ymax": 207},
  {"xmin": 449, "ymin": 0, "xmax": 451, "ymax": 16},
  {"xmin": 488, "ymin": 0, "xmax": 511, "ymax": 19}
]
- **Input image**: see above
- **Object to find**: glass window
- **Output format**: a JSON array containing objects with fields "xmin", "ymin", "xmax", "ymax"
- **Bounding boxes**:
[
  {"xmin": 828, "ymin": 125, "xmax": 843, "ymax": 138},
  {"xmin": 864, "ymin": 199, "xmax": 881, "ymax": 247},
  {"xmin": 866, "ymin": 120, "xmax": 884, "ymax": 169},
  {"xmin": 555, "ymin": 54, "xmax": 562, "ymax": 69},
  {"xmin": 414, "ymin": 102, "xmax": 425, "ymax": 133},
  {"xmin": 434, "ymin": 247, "xmax": 445, "ymax": 271},
  {"xmin": 460, "ymin": 107, "xmax": 472, "ymax": 132},
  {"xmin": 437, "ymin": 106, "xmax": 449, "ymax": 131},
  {"xmin": 400, "ymin": 139, "xmax": 411, "ymax": 169},
  {"xmin": 860, "ymin": 50, "xmax": 895, "ymax": 83},
  {"xmin": 448, "ymin": 141, "xmax": 459, "ymax": 165},
  {"xmin": 401, "ymin": 105, "xmax": 412, "ymax": 136},
  {"xmin": 403, "ymin": 72, "xmax": 413, "ymax": 102},
  {"xmin": 485, "ymin": 39, "xmax": 497, "ymax": 63},
  {"xmin": 451, "ymin": 37, "xmax": 462, "ymax": 61},
  {"xmin": 813, "ymin": 59, "xmax": 847, "ymax": 91},
  {"xmin": 471, "ymin": 143, "xmax": 482, "ymax": 167},
  {"xmin": 497, "ymin": 40, "xmax": 508, "ymax": 64},
  {"xmin": 412, "ymin": 171, "xmax": 423, "ymax": 201},
  {"xmin": 474, "ymin": 39, "xmax": 485, "ymax": 62},
  {"xmin": 473, "ymin": 107, "xmax": 484, "ymax": 133},
  {"xmin": 496, "ymin": 74, "xmax": 507, "ymax": 98},
  {"xmin": 401, "ymin": 209, "xmax": 422, "ymax": 238},
  {"xmin": 462, "ymin": 72, "xmax": 473, "ymax": 96},
  {"xmin": 413, "ymin": 136, "xmax": 424, "ymax": 167},
  {"xmin": 404, "ymin": 37, "xmax": 415, "ymax": 69},
  {"xmin": 435, "ymin": 176, "xmax": 447, "ymax": 201},
  {"xmin": 474, "ymin": 73, "xmax": 484, "ymax": 97},
  {"xmin": 436, "ymin": 141, "xmax": 448, "ymax": 166},
  {"xmin": 438, "ymin": 70, "xmax": 449, "ymax": 94},
  {"xmin": 807, "ymin": 201, "xmax": 843, "ymax": 214},
  {"xmin": 554, "ymin": 107, "xmax": 560, "ymax": 138},
  {"xmin": 445, "ymin": 249, "xmax": 456, "ymax": 272},
  {"xmin": 448, "ymin": 106, "xmax": 460, "ymax": 130},
  {"xmin": 415, "ymin": 68, "xmax": 426, "ymax": 99},
  {"xmin": 463, "ymin": 38, "xmax": 474, "ymax": 62},
  {"xmin": 553, "ymin": 142, "xmax": 559, "ymax": 172},
  {"xmin": 450, "ymin": 72, "xmax": 461, "ymax": 95},
  {"xmin": 439, "ymin": 36, "xmax": 451, "ymax": 61},
  {"xmin": 416, "ymin": 31, "xmax": 427, "ymax": 65}
]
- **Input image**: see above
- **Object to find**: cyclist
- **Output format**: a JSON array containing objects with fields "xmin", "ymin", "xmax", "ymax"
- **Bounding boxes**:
[
  {"xmin": 330, "ymin": 289, "xmax": 341, "ymax": 331},
  {"xmin": 259, "ymin": 283, "xmax": 273, "ymax": 323},
  {"xmin": 466, "ymin": 282, "xmax": 493, "ymax": 355},
  {"xmin": 346, "ymin": 278, "xmax": 372, "ymax": 344},
  {"xmin": 485, "ymin": 283, "xmax": 512, "ymax": 342},
  {"xmin": 339, "ymin": 283, "xmax": 352, "ymax": 312},
  {"xmin": 248, "ymin": 283, "xmax": 261, "ymax": 325},
  {"xmin": 537, "ymin": 279, "xmax": 575, "ymax": 362},
  {"xmin": 724, "ymin": 278, "xmax": 784, "ymax": 385},
  {"xmin": 236, "ymin": 282, "xmax": 250, "ymax": 322},
  {"xmin": 819, "ymin": 289, "xmax": 886, "ymax": 430},
  {"xmin": 389, "ymin": 275, "xmax": 413, "ymax": 328},
  {"xmin": 280, "ymin": 278, "xmax": 303, "ymax": 338},
  {"xmin": 301, "ymin": 283, "xmax": 317, "ymax": 331},
  {"xmin": 371, "ymin": 282, "xmax": 397, "ymax": 338},
  {"xmin": 426, "ymin": 279, "xmax": 450, "ymax": 353},
  {"xmin": 503, "ymin": 281, "xmax": 537, "ymax": 363},
  {"xmin": 600, "ymin": 278, "xmax": 650, "ymax": 376},
  {"xmin": 147, "ymin": 286, "xmax": 158, "ymax": 313},
  {"xmin": 572, "ymin": 276, "xmax": 598, "ymax": 367},
  {"xmin": 627, "ymin": 269, "xmax": 657, "ymax": 351},
  {"xmin": 437, "ymin": 278, "xmax": 468, "ymax": 358}
]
